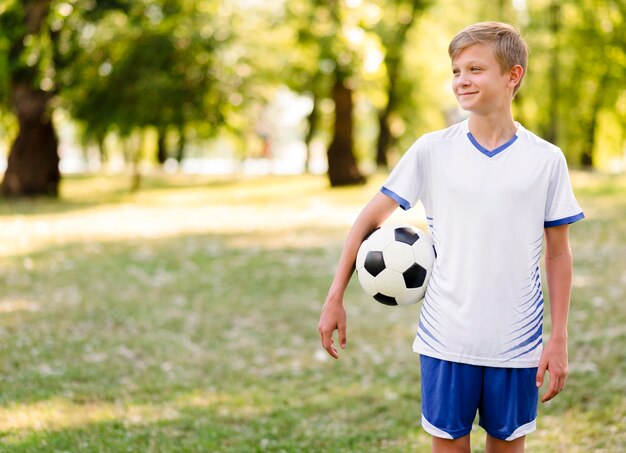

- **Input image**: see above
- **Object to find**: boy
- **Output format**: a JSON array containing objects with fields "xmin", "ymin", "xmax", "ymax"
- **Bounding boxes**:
[{"xmin": 318, "ymin": 22, "xmax": 584, "ymax": 453}]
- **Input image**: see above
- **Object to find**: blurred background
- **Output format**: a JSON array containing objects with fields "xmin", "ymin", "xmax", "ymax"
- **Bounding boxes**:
[
  {"xmin": 1, "ymin": 1, "xmax": 625, "ymax": 452},
  {"xmin": 1, "ymin": 0, "xmax": 625, "ymax": 196}
]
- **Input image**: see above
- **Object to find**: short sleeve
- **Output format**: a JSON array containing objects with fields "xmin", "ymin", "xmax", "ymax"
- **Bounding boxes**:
[
  {"xmin": 380, "ymin": 138, "xmax": 427, "ymax": 211},
  {"xmin": 544, "ymin": 152, "xmax": 585, "ymax": 227}
]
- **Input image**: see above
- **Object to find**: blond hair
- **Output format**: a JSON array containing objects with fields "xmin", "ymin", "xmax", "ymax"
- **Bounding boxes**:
[{"xmin": 448, "ymin": 22, "xmax": 529, "ymax": 95}]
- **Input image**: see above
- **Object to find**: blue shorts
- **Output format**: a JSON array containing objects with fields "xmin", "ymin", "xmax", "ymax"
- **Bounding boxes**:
[{"xmin": 420, "ymin": 355, "xmax": 538, "ymax": 441}]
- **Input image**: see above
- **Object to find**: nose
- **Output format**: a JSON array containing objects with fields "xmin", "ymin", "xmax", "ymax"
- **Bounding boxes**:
[{"xmin": 457, "ymin": 73, "xmax": 471, "ymax": 87}]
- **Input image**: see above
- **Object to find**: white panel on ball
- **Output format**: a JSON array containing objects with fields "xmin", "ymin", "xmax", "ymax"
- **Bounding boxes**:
[
  {"xmin": 382, "ymin": 241, "xmax": 415, "ymax": 272},
  {"xmin": 395, "ymin": 287, "xmax": 427, "ymax": 306},
  {"xmin": 412, "ymin": 239, "xmax": 435, "ymax": 271},
  {"xmin": 364, "ymin": 227, "xmax": 395, "ymax": 252},
  {"xmin": 357, "ymin": 270, "xmax": 379, "ymax": 296},
  {"xmin": 375, "ymin": 269, "xmax": 406, "ymax": 297}
]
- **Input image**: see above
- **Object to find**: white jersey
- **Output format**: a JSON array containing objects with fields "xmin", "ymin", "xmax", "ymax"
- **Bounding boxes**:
[{"xmin": 382, "ymin": 119, "xmax": 584, "ymax": 368}]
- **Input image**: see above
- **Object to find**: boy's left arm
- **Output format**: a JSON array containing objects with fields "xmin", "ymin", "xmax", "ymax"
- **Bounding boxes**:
[{"xmin": 537, "ymin": 224, "xmax": 573, "ymax": 403}]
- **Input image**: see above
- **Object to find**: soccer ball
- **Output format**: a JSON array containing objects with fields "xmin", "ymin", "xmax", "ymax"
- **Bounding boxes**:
[{"xmin": 355, "ymin": 224, "xmax": 435, "ymax": 306}]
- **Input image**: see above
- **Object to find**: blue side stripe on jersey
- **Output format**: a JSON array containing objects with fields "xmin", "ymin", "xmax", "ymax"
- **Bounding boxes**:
[
  {"xmin": 467, "ymin": 132, "xmax": 518, "ymax": 158},
  {"xmin": 421, "ymin": 306, "xmax": 443, "ymax": 333},
  {"xmin": 521, "ymin": 273, "xmax": 541, "ymax": 297},
  {"xmin": 417, "ymin": 332, "xmax": 443, "ymax": 354},
  {"xmin": 505, "ymin": 337, "xmax": 543, "ymax": 362},
  {"xmin": 520, "ymin": 272, "xmax": 540, "ymax": 293},
  {"xmin": 519, "ymin": 266, "xmax": 540, "ymax": 286},
  {"xmin": 424, "ymin": 290, "xmax": 443, "ymax": 315},
  {"xmin": 507, "ymin": 309, "xmax": 544, "ymax": 342},
  {"xmin": 517, "ymin": 295, "xmax": 544, "ymax": 322},
  {"xmin": 512, "ymin": 302, "xmax": 543, "ymax": 332},
  {"xmin": 421, "ymin": 299, "xmax": 441, "ymax": 324},
  {"xmin": 501, "ymin": 324, "xmax": 543, "ymax": 355},
  {"xmin": 426, "ymin": 276, "xmax": 444, "ymax": 299},
  {"xmin": 521, "ymin": 279, "xmax": 541, "ymax": 301},
  {"xmin": 520, "ymin": 282, "xmax": 541, "ymax": 307},
  {"xmin": 422, "ymin": 312, "xmax": 443, "ymax": 335},
  {"xmin": 380, "ymin": 186, "xmax": 411, "ymax": 210},
  {"xmin": 519, "ymin": 286, "xmax": 543, "ymax": 310},
  {"xmin": 419, "ymin": 319, "xmax": 446, "ymax": 347},
  {"xmin": 544, "ymin": 212, "xmax": 585, "ymax": 227}
]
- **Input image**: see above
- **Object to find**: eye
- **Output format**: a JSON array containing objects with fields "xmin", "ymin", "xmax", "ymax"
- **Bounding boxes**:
[
  {"xmin": 452, "ymin": 69, "xmax": 460, "ymax": 76},
  {"xmin": 471, "ymin": 67, "xmax": 482, "ymax": 72}
]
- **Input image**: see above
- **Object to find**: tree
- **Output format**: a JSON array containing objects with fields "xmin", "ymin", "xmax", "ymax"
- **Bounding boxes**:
[
  {"xmin": 0, "ymin": 0, "xmax": 133, "ymax": 197},
  {"xmin": 325, "ymin": 0, "xmax": 365, "ymax": 186},
  {"xmin": 284, "ymin": 0, "xmax": 365, "ymax": 186},
  {"xmin": 373, "ymin": 0, "xmax": 431, "ymax": 168},
  {"xmin": 65, "ymin": 1, "xmax": 228, "ymax": 168},
  {"xmin": 523, "ymin": 0, "xmax": 626, "ymax": 168},
  {"xmin": 0, "ymin": 0, "xmax": 59, "ymax": 197}
]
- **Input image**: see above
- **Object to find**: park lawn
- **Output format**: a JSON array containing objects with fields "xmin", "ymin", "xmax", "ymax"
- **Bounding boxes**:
[{"xmin": 0, "ymin": 171, "xmax": 624, "ymax": 452}]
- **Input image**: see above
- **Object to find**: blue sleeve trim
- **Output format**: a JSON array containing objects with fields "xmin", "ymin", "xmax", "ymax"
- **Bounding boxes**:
[
  {"xmin": 544, "ymin": 212, "xmax": 585, "ymax": 228},
  {"xmin": 381, "ymin": 186, "xmax": 411, "ymax": 211}
]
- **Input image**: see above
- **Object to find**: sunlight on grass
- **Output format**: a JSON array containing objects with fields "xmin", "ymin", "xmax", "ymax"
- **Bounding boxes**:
[
  {"xmin": 0, "ymin": 389, "xmax": 276, "ymax": 444},
  {"xmin": 1, "ymin": 174, "xmax": 428, "ymax": 256},
  {"xmin": 0, "ymin": 298, "xmax": 40, "ymax": 313}
]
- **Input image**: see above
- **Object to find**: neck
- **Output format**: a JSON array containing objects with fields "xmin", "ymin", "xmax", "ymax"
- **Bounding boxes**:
[{"xmin": 468, "ymin": 112, "xmax": 517, "ymax": 150}]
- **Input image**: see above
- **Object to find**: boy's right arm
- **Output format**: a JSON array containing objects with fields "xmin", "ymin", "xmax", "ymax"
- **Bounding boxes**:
[{"xmin": 318, "ymin": 192, "xmax": 399, "ymax": 359}]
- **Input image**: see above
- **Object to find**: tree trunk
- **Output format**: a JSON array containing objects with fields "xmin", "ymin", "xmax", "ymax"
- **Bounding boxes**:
[
  {"xmin": 376, "ymin": 0, "xmax": 423, "ymax": 169},
  {"xmin": 580, "ymin": 72, "xmax": 609, "ymax": 168},
  {"xmin": 176, "ymin": 125, "xmax": 186, "ymax": 163},
  {"xmin": 130, "ymin": 133, "xmax": 144, "ymax": 193},
  {"xmin": 157, "ymin": 128, "xmax": 167, "ymax": 165},
  {"xmin": 1, "ymin": 0, "xmax": 60, "ymax": 198},
  {"xmin": 544, "ymin": 1, "xmax": 561, "ymax": 145},
  {"xmin": 97, "ymin": 133, "xmax": 107, "ymax": 164},
  {"xmin": 376, "ymin": 53, "xmax": 398, "ymax": 168},
  {"xmin": 1, "ymin": 84, "xmax": 59, "ymax": 197},
  {"xmin": 327, "ymin": 74, "xmax": 365, "ymax": 187},
  {"xmin": 376, "ymin": 110, "xmax": 392, "ymax": 168},
  {"xmin": 304, "ymin": 91, "xmax": 320, "ymax": 174}
]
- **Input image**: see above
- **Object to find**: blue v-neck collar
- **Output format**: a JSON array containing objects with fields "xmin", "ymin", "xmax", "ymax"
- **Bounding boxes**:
[{"xmin": 466, "ymin": 131, "xmax": 518, "ymax": 158}]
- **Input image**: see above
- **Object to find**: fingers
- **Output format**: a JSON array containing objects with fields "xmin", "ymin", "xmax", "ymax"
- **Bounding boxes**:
[
  {"xmin": 541, "ymin": 379, "xmax": 558, "ymax": 403},
  {"xmin": 319, "ymin": 327, "xmax": 339, "ymax": 359},
  {"xmin": 338, "ymin": 323, "xmax": 347, "ymax": 350},
  {"xmin": 536, "ymin": 358, "xmax": 547, "ymax": 389},
  {"xmin": 540, "ymin": 369, "xmax": 568, "ymax": 403}
]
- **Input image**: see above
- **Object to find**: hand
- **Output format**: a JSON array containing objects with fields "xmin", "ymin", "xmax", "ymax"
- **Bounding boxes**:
[
  {"xmin": 317, "ymin": 296, "xmax": 347, "ymax": 359},
  {"xmin": 536, "ymin": 336, "xmax": 568, "ymax": 403}
]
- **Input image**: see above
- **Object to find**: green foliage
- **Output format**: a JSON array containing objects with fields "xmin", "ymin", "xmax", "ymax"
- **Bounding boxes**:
[
  {"xmin": 521, "ymin": 0, "xmax": 626, "ymax": 167},
  {"xmin": 62, "ymin": 0, "xmax": 228, "ymax": 143},
  {"xmin": 1, "ymin": 0, "xmax": 625, "ymax": 171}
]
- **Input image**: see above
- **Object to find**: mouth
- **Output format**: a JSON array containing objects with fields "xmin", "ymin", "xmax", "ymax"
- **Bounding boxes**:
[{"xmin": 458, "ymin": 92, "xmax": 478, "ymax": 97}]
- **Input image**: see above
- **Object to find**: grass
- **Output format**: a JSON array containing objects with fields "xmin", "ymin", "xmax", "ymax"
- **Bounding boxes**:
[{"xmin": 0, "ymin": 171, "xmax": 624, "ymax": 452}]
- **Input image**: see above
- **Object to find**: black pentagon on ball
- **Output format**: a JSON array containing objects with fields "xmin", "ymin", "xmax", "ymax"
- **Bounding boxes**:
[
  {"xmin": 374, "ymin": 293, "xmax": 398, "ymax": 306},
  {"xmin": 364, "ymin": 250, "xmax": 385, "ymax": 277},
  {"xmin": 394, "ymin": 227, "xmax": 420, "ymax": 245},
  {"xmin": 403, "ymin": 263, "xmax": 427, "ymax": 288}
]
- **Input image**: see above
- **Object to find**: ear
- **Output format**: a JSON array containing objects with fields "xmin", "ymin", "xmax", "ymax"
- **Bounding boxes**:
[{"xmin": 508, "ymin": 65, "xmax": 524, "ymax": 88}]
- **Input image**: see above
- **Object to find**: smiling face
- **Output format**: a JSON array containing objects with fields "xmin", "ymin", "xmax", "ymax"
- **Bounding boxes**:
[{"xmin": 451, "ymin": 43, "xmax": 521, "ymax": 115}]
